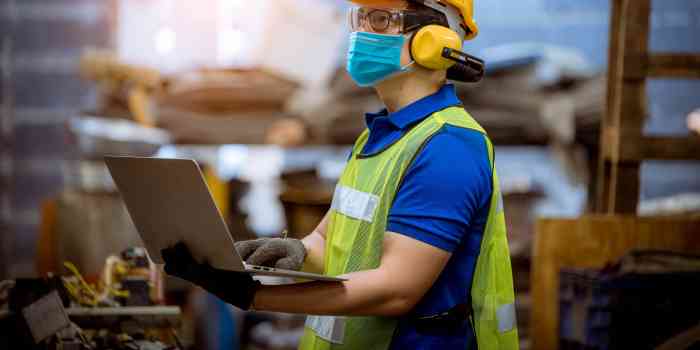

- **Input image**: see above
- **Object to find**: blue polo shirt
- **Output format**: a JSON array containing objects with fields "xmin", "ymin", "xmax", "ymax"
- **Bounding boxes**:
[{"xmin": 359, "ymin": 84, "xmax": 492, "ymax": 349}]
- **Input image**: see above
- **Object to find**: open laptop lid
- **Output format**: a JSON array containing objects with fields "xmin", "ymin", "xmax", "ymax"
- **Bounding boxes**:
[{"xmin": 105, "ymin": 156, "xmax": 245, "ymax": 271}]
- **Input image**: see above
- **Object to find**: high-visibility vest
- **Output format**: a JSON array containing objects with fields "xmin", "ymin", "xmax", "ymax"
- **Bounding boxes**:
[{"xmin": 299, "ymin": 106, "xmax": 519, "ymax": 350}]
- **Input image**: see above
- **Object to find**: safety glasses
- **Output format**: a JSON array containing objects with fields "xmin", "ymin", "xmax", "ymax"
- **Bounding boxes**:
[{"xmin": 348, "ymin": 7, "xmax": 448, "ymax": 34}]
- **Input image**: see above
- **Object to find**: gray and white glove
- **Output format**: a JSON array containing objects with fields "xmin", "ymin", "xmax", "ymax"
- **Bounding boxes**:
[{"xmin": 235, "ymin": 238, "xmax": 306, "ymax": 271}]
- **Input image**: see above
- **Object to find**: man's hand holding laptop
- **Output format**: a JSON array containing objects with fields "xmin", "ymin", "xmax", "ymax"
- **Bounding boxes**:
[
  {"xmin": 161, "ymin": 237, "xmax": 308, "ymax": 310},
  {"xmin": 235, "ymin": 236, "xmax": 307, "ymax": 271},
  {"xmin": 161, "ymin": 242, "xmax": 260, "ymax": 310}
]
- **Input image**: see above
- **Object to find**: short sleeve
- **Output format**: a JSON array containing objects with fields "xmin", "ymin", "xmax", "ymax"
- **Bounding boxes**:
[{"xmin": 387, "ymin": 125, "xmax": 493, "ymax": 252}]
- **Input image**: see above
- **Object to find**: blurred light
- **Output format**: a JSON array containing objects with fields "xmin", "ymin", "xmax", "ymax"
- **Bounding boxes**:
[
  {"xmin": 117, "ymin": 0, "xmax": 343, "ymax": 80},
  {"xmin": 218, "ymin": 29, "xmax": 247, "ymax": 64},
  {"xmin": 225, "ymin": 0, "xmax": 246, "ymax": 13},
  {"xmin": 688, "ymin": 109, "xmax": 700, "ymax": 133},
  {"xmin": 155, "ymin": 27, "xmax": 176, "ymax": 55}
]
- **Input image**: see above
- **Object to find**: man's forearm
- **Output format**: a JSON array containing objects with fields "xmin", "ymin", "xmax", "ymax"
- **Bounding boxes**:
[
  {"xmin": 254, "ymin": 231, "xmax": 450, "ymax": 318},
  {"xmin": 301, "ymin": 231, "xmax": 326, "ymax": 275},
  {"xmin": 252, "ymin": 268, "xmax": 413, "ymax": 317}
]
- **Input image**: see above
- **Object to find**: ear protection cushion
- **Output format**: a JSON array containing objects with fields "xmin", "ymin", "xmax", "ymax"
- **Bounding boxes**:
[{"xmin": 410, "ymin": 25, "xmax": 463, "ymax": 70}]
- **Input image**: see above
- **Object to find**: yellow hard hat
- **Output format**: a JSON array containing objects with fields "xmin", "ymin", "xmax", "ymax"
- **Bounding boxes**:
[
  {"xmin": 348, "ymin": 0, "xmax": 479, "ymax": 40},
  {"xmin": 441, "ymin": 0, "xmax": 478, "ymax": 39}
]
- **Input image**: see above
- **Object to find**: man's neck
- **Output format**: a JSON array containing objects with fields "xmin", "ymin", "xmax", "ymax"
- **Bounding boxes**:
[{"xmin": 374, "ymin": 71, "xmax": 443, "ymax": 113}]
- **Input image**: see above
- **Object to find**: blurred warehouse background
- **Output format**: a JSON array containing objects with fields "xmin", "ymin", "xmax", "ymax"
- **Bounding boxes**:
[
  {"xmin": 4, "ymin": 0, "xmax": 700, "ymax": 278},
  {"xmin": 1, "ymin": 0, "xmax": 699, "ymax": 349}
]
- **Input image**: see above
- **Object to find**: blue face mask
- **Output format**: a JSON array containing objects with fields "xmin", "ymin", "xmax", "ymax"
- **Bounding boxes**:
[{"xmin": 346, "ymin": 31, "xmax": 413, "ymax": 87}]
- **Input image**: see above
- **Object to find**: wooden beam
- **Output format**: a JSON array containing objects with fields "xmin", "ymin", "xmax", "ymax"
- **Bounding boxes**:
[
  {"xmin": 603, "ymin": 130, "xmax": 700, "ymax": 161},
  {"xmin": 647, "ymin": 53, "xmax": 700, "ymax": 79},
  {"xmin": 608, "ymin": 162, "xmax": 640, "ymax": 214},
  {"xmin": 604, "ymin": 0, "xmax": 623, "ymax": 128},
  {"xmin": 596, "ymin": 0, "xmax": 624, "ymax": 213},
  {"xmin": 624, "ymin": 53, "xmax": 700, "ymax": 79},
  {"xmin": 597, "ymin": 0, "xmax": 651, "ymax": 214},
  {"xmin": 598, "ymin": 0, "xmax": 700, "ymax": 214},
  {"xmin": 595, "ymin": 160, "xmax": 614, "ymax": 212},
  {"xmin": 630, "ymin": 136, "xmax": 700, "ymax": 161}
]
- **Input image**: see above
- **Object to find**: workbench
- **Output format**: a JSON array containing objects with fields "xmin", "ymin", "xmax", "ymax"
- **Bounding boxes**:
[
  {"xmin": 65, "ymin": 306, "xmax": 181, "ymax": 329},
  {"xmin": 0, "ymin": 306, "xmax": 181, "ymax": 330}
]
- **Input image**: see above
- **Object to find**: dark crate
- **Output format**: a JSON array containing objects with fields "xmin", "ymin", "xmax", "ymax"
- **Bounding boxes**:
[{"xmin": 559, "ymin": 253, "xmax": 700, "ymax": 350}]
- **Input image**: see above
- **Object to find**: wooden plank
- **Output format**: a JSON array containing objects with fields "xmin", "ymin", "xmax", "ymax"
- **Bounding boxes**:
[
  {"xmin": 623, "ymin": 53, "xmax": 700, "ymax": 79},
  {"xmin": 602, "ymin": 128, "xmax": 700, "ymax": 161},
  {"xmin": 608, "ymin": 162, "xmax": 641, "ymax": 215},
  {"xmin": 657, "ymin": 324, "xmax": 700, "ymax": 350},
  {"xmin": 597, "ymin": 0, "xmax": 651, "ymax": 214},
  {"xmin": 604, "ymin": 0, "xmax": 624, "ymax": 129},
  {"xmin": 595, "ymin": 160, "xmax": 614, "ymax": 212},
  {"xmin": 647, "ymin": 54, "xmax": 700, "ymax": 79},
  {"xmin": 531, "ymin": 215, "xmax": 700, "ymax": 350},
  {"xmin": 600, "ymin": 126, "xmax": 619, "ymax": 160},
  {"xmin": 621, "ymin": 136, "xmax": 700, "ymax": 161},
  {"xmin": 596, "ymin": 0, "xmax": 624, "ymax": 213},
  {"xmin": 618, "ymin": 0, "xmax": 651, "ymax": 86},
  {"xmin": 599, "ymin": 0, "xmax": 700, "ymax": 213},
  {"xmin": 608, "ymin": 162, "xmax": 640, "ymax": 213}
]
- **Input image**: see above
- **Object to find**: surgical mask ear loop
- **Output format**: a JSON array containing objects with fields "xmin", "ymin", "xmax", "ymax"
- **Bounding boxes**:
[
  {"xmin": 407, "ymin": 30, "xmax": 420, "ymax": 67},
  {"xmin": 401, "ymin": 61, "xmax": 416, "ymax": 72},
  {"xmin": 384, "ymin": 32, "xmax": 418, "ymax": 80},
  {"xmin": 391, "ymin": 32, "xmax": 418, "ymax": 76}
]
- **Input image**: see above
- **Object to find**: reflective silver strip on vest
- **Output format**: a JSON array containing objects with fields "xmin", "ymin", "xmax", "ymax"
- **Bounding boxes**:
[
  {"xmin": 496, "ymin": 193, "xmax": 504, "ymax": 214},
  {"xmin": 496, "ymin": 303, "xmax": 516, "ymax": 333},
  {"xmin": 330, "ymin": 185, "xmax": 379, "ymax": 223},
  {"xmin": 305, "ymin": 315, "xmax": 346, "ymax": 344}
]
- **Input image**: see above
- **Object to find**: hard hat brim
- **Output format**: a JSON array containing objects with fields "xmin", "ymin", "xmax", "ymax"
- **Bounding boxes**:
[{"xmin": 347, "ymin": 0, "xmax": 409, "ymax": 9}]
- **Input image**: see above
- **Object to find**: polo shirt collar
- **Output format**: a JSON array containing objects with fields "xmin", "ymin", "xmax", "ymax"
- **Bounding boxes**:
[{"xmin": 364, "ymin": 84, "xmax": 462, "ymax": 130}]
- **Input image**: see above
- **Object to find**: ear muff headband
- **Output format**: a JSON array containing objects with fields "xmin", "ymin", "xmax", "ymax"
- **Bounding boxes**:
[{"xmin": 410, "ymin": 25, "xmax": 463, "ymax": 70}]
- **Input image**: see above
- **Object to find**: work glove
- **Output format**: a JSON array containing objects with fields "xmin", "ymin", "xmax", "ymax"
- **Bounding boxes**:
[
  {"xmin": 161, "ymin": 242, "xmax": 260, "ymax": 310},
  {"xmin": 235, "ymin": 238, "xmax": 306, "ymax": 271}
]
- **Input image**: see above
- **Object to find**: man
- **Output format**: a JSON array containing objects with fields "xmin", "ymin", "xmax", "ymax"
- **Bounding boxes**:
[{"xmin": 162, "ymin": 0, "xmax": 519, "ymax": 348}]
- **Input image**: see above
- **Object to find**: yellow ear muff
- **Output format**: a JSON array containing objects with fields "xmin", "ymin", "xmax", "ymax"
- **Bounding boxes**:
[{"xmin": 410, "ymin": 25, "xmax": 463, "ymax": 70}]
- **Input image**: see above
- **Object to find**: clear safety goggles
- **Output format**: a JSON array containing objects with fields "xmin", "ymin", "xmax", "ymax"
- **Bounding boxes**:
[{"xmin": 348, "ymin": 6, "xmax": 448, "ymax": 35}]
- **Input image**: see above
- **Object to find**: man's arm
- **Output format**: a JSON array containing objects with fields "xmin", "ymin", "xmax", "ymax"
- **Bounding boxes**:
[
  {"xmin": 300, "ymin": 212, "xmax": 330, "ymax": 275},
  {"xmin": 253, "ymin": 231, "xmax": 451, "ymax": 317}
]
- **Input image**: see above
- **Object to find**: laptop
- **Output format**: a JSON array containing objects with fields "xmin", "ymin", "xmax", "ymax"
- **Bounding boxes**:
[{"xmin": 105, "ymin": 156, "xmax": 345, "ymax": 283}]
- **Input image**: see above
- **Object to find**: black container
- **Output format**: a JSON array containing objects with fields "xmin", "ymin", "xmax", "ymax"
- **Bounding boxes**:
[{"xmin": 559, "ymin": 251, "xmax": 700, "ymax": 350}]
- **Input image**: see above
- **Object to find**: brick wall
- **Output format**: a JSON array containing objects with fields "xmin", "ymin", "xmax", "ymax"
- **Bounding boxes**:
[{"xmin": 1, "ymin": 0, "xmax": 111, "ymax": 278}]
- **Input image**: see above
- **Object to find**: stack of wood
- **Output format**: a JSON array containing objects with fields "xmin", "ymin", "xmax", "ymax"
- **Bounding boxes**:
[
  {"xmin": 80, "ymin": 50, "xmax": 307, "ymax": 146},
  {"xmin": 455, "ymin": 64, "xmax": 605, "ymax": 148},
  {"xmin": 289, "ymin": 63, "xmax": 606, "ymax": 148},
  {"xmin": 455, "ymin": 63, "xmax": 606, "ymax": 203},
  {"xmin": 80, "ymin": 50, "xmax": 163, "ymax": 125},
  {"xmin": 156, "ymin": 69, "xmax": 302, "ymax": 145}
]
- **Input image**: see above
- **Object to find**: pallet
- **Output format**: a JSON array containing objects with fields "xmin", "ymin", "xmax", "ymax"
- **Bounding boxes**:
[{"xmin": 596, "ymin": 0, "xmax": 700, "ymax": 214}]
